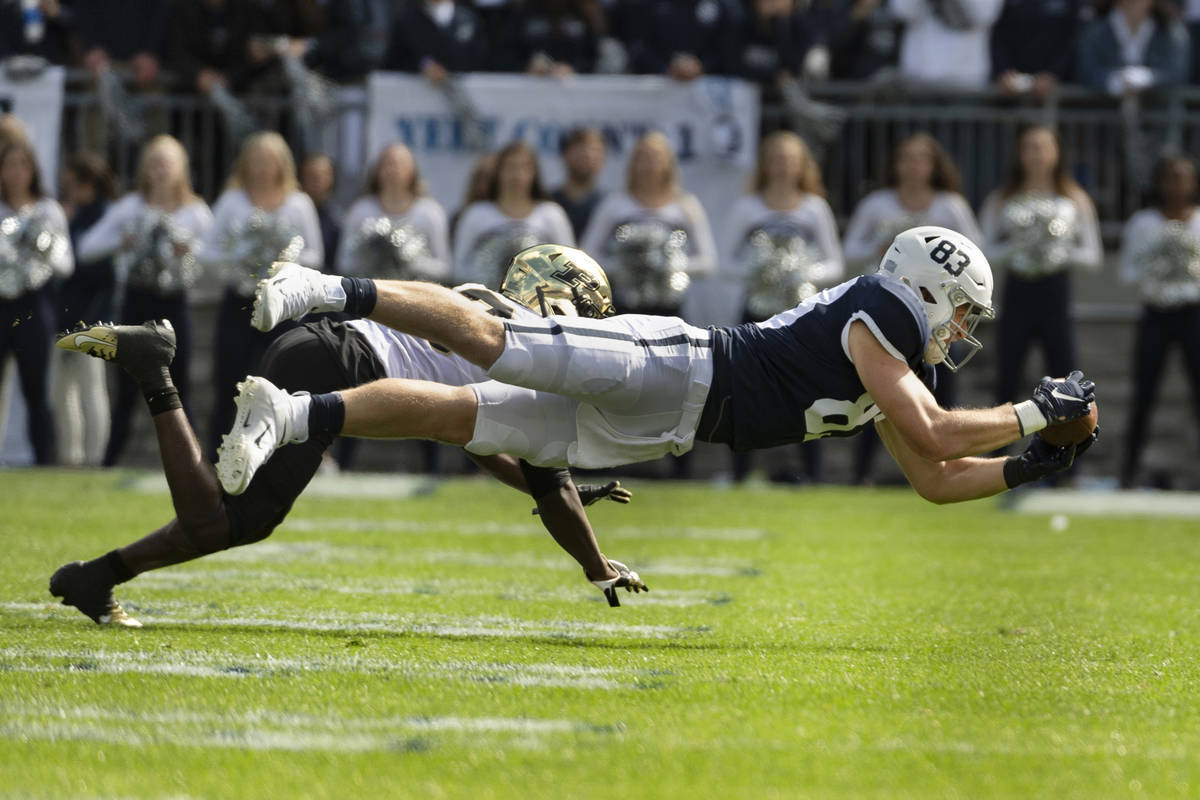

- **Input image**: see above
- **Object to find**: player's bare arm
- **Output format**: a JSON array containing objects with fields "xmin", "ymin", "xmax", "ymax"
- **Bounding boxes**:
[
  {"xmin": 847, "ymin": 320, "xmax": 1023, "ymax": 460},
  {"xmin": 875, "ymin": 418, "xmax": 1008, "ymax": 504}
]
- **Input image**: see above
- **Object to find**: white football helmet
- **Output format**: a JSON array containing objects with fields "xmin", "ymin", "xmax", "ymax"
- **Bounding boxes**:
[{"xmin": 877, "ymin": 225, "xmax": 994, "ymax": 371}]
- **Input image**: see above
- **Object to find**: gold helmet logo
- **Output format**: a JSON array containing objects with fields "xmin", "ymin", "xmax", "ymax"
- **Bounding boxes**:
[{"xmin": 500, "ymin": 244, "xmax": 615, "ymax": 318}]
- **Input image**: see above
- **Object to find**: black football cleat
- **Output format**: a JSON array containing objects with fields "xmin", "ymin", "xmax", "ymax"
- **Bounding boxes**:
[
  {"xmin": 57, "ymin": 320, "xmax": 176, "ymax": 389},
  {"xmin": 49, "ymin": 561, "xmax": 142, "ymax": 628}
]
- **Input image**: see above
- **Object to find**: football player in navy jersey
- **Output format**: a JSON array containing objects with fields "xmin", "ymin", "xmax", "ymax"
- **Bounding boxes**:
[
  {"xmin": 48, "ymin": 246, "xmax": 646, "ymax": 627},
  {"xmin": 223, "ymin": 226, "xmax": 1097, "ymax": 507}
]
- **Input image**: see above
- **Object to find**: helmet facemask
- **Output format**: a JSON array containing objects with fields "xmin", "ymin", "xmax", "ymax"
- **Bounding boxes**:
[{"xmin": 925, "ymin": 283, "xmax": 995, "ymax": 371}]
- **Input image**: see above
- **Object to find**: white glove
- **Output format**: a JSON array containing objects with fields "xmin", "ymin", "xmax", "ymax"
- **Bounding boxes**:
[{"xmin": 590, "ymin": 558, "xmax": 648, "ymax": 607}]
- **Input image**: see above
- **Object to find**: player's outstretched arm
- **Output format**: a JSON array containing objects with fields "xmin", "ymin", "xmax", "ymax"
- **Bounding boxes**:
[{"xmin": 847, "ymin": 322, "xmax": 1095, "ymax": 460}]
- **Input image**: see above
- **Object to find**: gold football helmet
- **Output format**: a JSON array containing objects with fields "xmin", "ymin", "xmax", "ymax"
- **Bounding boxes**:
[{"xmin": 500, "ymin": 244, "xmax": 615, "ymax": 319}]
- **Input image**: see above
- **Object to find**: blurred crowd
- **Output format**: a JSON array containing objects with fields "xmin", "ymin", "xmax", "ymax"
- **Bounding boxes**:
[
  {"xmin": 0, "ymin": 0, "xmax": 1197, "ymax": 98},
  {"xmin": 3, "ymin": 107, "xmax": 1198, "ymax": 488}
]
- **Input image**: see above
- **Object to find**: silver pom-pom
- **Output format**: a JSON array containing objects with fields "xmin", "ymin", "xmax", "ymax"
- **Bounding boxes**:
[
  {"xmin": 741, "ymin": 229, "xmax": 821, "ymax": 319},
  {"xmin": 605, "ymin": 219, "xmax": 691, "ymax": 311},
  {"xmin": 999, "ymin": 193, "xmax": 1078, "ymax": 278},
  {"xmin": 348, "ymin": 217, "xmax": 436, "ymax": 280},
  {"xmin": 115, "ymin": 210, "xmax": 200, "ymax": 294},
  {"xmin": 219, "ymin": 210, "xmax": 303, "ymax": 295},
  {"xmin": 1136, "ymin": 221, "xmax": 1200, "ymax": 308},
  {"xmin": 0, "ymin": 209, "xmax": 67, "ymax": 299},
  {"xmin": 462, "ymin": 225, "xmax": 542, "ymax": 287}
]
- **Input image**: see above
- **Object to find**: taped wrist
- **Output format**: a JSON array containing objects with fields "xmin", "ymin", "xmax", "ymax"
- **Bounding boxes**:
[
  {"xmin": 1013, "ymin": 399, "xmax": 1048, "ymax": 436},
  {"xmin": 519, "ymin": 460, "xmax": 572, "ymax": 500}
]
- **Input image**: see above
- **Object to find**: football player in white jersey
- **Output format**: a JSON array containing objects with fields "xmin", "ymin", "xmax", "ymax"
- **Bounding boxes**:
[
  {"xmin": 225, "ymin": 227, "xmax": 1099, "ymax": 510},
  {"xmin": 49, "ymin": 245, "xmax": 646, "ymax": 627}
]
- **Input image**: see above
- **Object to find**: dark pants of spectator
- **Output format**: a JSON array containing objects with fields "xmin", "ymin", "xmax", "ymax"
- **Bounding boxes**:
[
  {"xmin": 853, "ymin": 362, "xmax": 957, "ymax": 484},
  {"xmin": 208, "ymin": 287, "xmax": 294, "ymax": 457},
  {"xmin": 1121, "ymin": 304, "xmax": 1200, "ymax": 487},
  {"xmin": 995, "ymin": 272, "xmax": 1078, "ymax": 405},
  {"xmin": 103, "ymin": 290, "xmax": 194, "ymax": 466},
  {"xmin": 0, "ymin": 287, "xmax": 57, "ymax": 464}
]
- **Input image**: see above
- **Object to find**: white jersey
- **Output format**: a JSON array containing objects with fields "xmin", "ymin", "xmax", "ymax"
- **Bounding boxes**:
[
  {"xmin": 77, "ymin": 194, "xmax": 213, "ymax": 263},
  {"xmin": 842, "ymin": 189, "xmax": 982, "ymax": 271},
  {"xmin": 722, "ymin": 193, "xmax": 844, "ymax": 284},
  {"xmin": 1120, "ymin": 207, "xmax": 1200, "ymax": 308},
  {"xmin": 336, "ymin": 195, "xmax": 450, "ymax": 280},
  {"xmin": 580, "ymin": 190, "xmax": 719, "ymax": 278},
  {"xmin": 892, "ymin": 0, "xmax": 1003, "ymax": 89},
  {"xmin": 452, "ymin": 200, "xmax": 574, "ymax": 286},
  {"xmin": 979, "ymin": 189, "xmax": 1102, "ymax": 279}
]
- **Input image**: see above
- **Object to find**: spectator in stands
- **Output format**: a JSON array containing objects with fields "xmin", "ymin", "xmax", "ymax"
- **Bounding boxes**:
[
  {"xmin": 842, "ymin": 131, "xmax": 980, "ymax": 484},
  {"xmin": 0, "ymin": 139, "xmax": 72, "ymax": 465},
  {"xmin": 73, "ymin": 0, "xmax": 171, "ymax": 91},
  {"xmin": 828, "ymin": 0, "xmax": 902, "ymax": 81},
  {"xmin": 202, "ymin": 131, "xmax": 322, "ymax": 456},
  {"xmin": 452, "ymin": 140, "xmax": 573, "ymax": 286},
  {"xmin": 1182, "ymin": 0, "xmax": 1200, "ymax": 82},
  {"xmin": 55, "ymin": 152, "xmax": 116, "ymax": 467},
  {"xmin": 1119, "ymin": 153, "xmax": 1200, "ymax": 488},
  {"xmin": 383, "ymin": 0, "xmax": 488, "ymax": 82},
  {"xmin": 551, "ymin": 127, "xmax": 607, "ymax": 240},
  {"xmin": 0, "ymin": 0, "xmax": 76, "ymax": 64},
  {"xmin": 300, "ymin": 152, "xmax": 340, "ymax": 274},
  {"xmin": 1077, "ymin": 0, "xmax": 1189, "ymax": 95},
  {"xmin": 733, "ymin": 0, "xmax": 815, "ymax": 104},
  {"xmin": 169, "ymin": 0, "xmax": 250, "ymax": 96},
  {"xmin": 980, "ymin": 124, "xmax": 1100, "ymax": 419},
  {"xmin": 77, "ymin": 135, "xmax": 213, "ymax": 466},
  {"xmin": 581, "ymin": 130, "xmax": 717, "ymax": 315},
  {"xmin": 620, "ymin": 0, "xmax": 739, "ymax": 79},
  {"xmin": 337, "ymin": 143, "xmax": 450, "ymax": 282},
  {"xmin": 497, "ymin": 0, "xmax": 604, "ymax": 75},
  {"xmin": 992, "ymin": 0, "xmax": 1088, "ymax": 98},
  {"xmin": 722, "ymin": 130, "xmax": 844, "ymax": 484},
  {"xmin": 295, "ymin": 0, "xmax": 391, "ymax": 81},
  {"xmin": 891, "ymin": 0, "xmax": 1004, "ymax": 89}
]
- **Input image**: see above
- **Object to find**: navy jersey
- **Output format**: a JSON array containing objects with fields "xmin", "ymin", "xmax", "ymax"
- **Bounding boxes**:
[{"xmin": 696, "ymin": 274, "xmax": 933, "ymax": 451}]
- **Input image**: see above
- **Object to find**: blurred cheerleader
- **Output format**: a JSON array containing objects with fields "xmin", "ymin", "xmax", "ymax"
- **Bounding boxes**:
[
  {"xmin": 55, "ymin": 153, "xmax": 118, "ymax": 466},
  {"xmin": 842, "ymin": 132, "xmax": 981, "ymax": 484},
  {"xmin": 722, "ymin": 130, "xmax": 844, "ymax": 484},
  {"xmin": 77, "ymin": 135, "xmax": 214, "ymax": 466},
  {"xmin": 1118, "ymin": 154, "xmax": 1200, "ymax": 488},
  {"xmin": 0, "ymin": 140, "xmax": 73, "ymax": 464},
  {"xmin": 202, "ymin": 132, "xmax": 322, "ymax": 455},
  {"xmin": 980, "ymin": 124, "xmax": 1101, "ymax": 409},
  {"xmin": 337, "ymin": 143, "xmax": 450, "ymax": 282},
  {"xmin": 452, "ymin": 141, "xmax": 573, "ymax": 287},
  {"xmin": 581, "ymin": 131, "xmax": 718, "ymax": 316}
]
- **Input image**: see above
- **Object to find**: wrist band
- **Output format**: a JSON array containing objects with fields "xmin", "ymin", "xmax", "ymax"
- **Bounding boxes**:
[{"xmin": 1013, "ymin": 400, "xmax": 1047, "ymax": 436}]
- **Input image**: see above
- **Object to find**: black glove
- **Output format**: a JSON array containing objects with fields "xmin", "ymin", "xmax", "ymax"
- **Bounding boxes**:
[
  {"xmin": 1014, "ymin": 370, "xmax": 1096, "ymax": 435},
  {"xmin": 531, "ymin": 480, "xmax": 633, "ymax": 515},
  {"xmin": 1003, "ymin": 426, "xmax": 1099, "ymax": 489}
]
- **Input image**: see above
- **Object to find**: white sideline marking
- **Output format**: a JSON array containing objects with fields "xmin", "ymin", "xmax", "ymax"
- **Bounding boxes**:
[
  {"xmin": 1005, "ymin": 489, "xmax": 1200, "ymax": 518},
  {"xmin": 283, "ymin": 517, "xmax": 767, "ymax": 542},
  {"xmin": 1, "ymin": 702, "xmax": 598, "ymax": 753},
  {"xmin": 0, "ymin": 645, "xmax": 633, "ymax": 689},
  {"xmin": 133, "ymin": 569, "xmax": 731, "ymax": 606},
  {"xmin": 2, "ymin": 602, "xmax": 704, "ymax": 640},
  {"xmin": 125, "ymin": 472, "xmax": 441, "ymax": 499}
]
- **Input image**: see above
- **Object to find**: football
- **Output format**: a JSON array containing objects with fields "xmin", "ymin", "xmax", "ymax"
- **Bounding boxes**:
[{"xmin": 1038, "ymin": 400, "xmax": 1099, "ymax": 447}]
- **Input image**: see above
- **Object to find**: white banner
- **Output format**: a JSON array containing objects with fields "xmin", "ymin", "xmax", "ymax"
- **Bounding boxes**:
[
  {"xmin": 0, "ymin": 66, "xmax": 65, "ymax": 192},
  {"xmin": 367, "ymin": 72, "xmax": 760, "ymax": 323}
]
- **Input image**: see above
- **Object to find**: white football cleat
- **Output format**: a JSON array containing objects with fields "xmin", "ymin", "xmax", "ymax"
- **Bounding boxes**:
[
  {"xmin": 251, "ymin": 261, "xmax": 345, "ymax": 332},
  {"xmin": 216, "ymin": 375, "xmax": 308, "ymax": 495}
]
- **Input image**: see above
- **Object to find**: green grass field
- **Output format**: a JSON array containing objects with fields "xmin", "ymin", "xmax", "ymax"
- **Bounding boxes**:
[{"xmin": 2, "ymin": 469, "xmax": 1197, "ymax": 799}]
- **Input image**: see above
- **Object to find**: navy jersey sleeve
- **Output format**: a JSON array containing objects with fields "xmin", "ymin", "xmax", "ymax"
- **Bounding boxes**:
[{"xmin": 846, "ymin": 275, "xmax": 930, "ymax": 370}]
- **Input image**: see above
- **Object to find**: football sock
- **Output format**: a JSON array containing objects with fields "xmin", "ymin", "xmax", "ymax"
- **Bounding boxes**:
[
  {"xmin": 144, "ymin": 383, "xmax": 182, "ymax": 416},
  {"xmin": 81, "ymin": 550, "xmax": 135, "ymax": 587},
  {"xmin": 307, "ymin": 391, "xmax": 345, "ymax": 439},
  {"xmin": 340, "ymin": 277, "xmax": 378, "ymax": 317}
]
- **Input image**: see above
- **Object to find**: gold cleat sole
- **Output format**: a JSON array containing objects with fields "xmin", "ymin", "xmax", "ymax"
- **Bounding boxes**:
[{"xmin": 56, "ymin": 324, "xmax": 119, "ymax": 360}]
